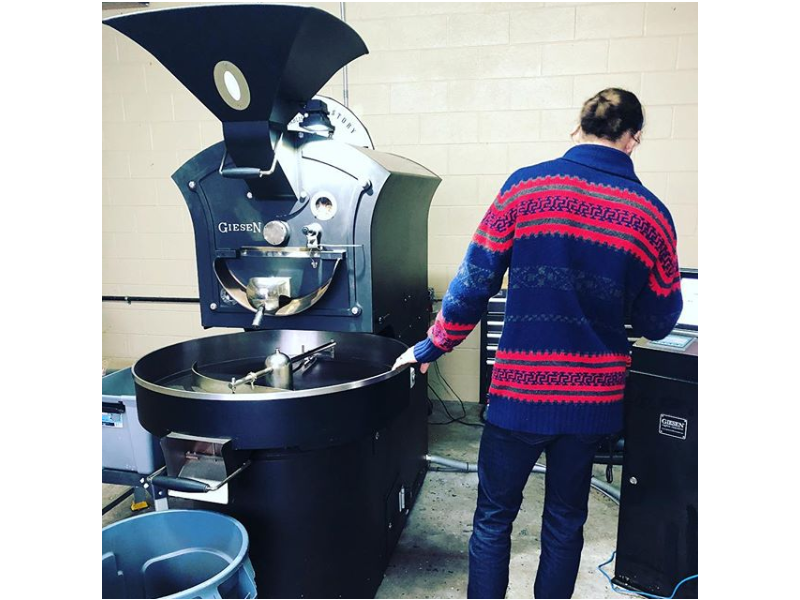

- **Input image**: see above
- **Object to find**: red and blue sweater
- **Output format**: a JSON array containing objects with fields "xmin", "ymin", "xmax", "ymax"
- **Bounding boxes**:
[{"xmin": 414, "ymin": 144, "xmax": 683, "ymax": 435}]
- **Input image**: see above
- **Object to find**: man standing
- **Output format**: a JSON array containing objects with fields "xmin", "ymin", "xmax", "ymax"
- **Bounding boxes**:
[{"xmin": 394, "ymin": 89, "xmax": 683, "ymax": 598}]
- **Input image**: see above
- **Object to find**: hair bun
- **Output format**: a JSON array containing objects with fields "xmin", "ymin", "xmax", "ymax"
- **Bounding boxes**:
[{"xmin": 579, "ymin": 88, "xmax": 643, "ymax": 142}]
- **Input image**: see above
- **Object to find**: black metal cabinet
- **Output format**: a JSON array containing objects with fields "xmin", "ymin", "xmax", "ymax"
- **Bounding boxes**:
[
  {"xmin": 613, "ymin": 269, "xmax": 699, "ymax": 597},
  {"xmin": 479, "ymin": 290, "xmax": 508, "ymax": 404},
  {"xmin": 613, "ymin": 334, "xmax": 698, "ymax": 598}
]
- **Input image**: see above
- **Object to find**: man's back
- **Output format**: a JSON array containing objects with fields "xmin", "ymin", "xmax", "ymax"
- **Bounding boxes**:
[{"xmin": 419, "ymin": 144, "xmax": 683, "ymax": 435}]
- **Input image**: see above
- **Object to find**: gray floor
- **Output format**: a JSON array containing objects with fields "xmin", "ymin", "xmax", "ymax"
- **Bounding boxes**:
[
  {"xmin": 102, "ymin": 401, "xmax": 622, "ymax": 599},
  {"xmin": 375, "ymin": 402, "xmax": 621, "ymax": 599}
]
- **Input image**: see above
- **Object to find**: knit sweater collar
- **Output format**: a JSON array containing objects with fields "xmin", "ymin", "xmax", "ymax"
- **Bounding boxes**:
[{"xmin": 561, "ymin": 144, "xmax": 641, "ymax": 184}]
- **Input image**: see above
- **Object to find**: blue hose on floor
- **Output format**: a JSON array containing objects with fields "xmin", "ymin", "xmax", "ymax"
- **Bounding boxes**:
[{"xmin": 598, "ymin": 551, "xmax": 697, "ymax": 599}]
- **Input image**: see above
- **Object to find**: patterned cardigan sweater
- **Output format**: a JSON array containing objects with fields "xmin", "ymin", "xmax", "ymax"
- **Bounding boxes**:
[{"xmin": 414, "ymin": 144, "xmax": 683, "ymax": 435}]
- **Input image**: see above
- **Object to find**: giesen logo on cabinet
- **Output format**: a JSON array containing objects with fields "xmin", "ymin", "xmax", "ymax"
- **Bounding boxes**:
[
  {"xmin": 658, "ymin": 414, "xmax": 688, "ymax": 440},
  {"xmin": 218, "ymin": 221, "xmax": 263, "ymax": 234}
]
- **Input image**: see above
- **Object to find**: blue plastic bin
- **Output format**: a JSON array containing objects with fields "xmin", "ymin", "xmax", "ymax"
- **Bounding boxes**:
[{"xmin": 102, "ymin": 510, "xmax": 257, "ymax": 599}]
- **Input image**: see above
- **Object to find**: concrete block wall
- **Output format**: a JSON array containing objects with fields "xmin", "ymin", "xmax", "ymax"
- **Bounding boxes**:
[{"xmin": 102, "ymin": 2, "xmax": 698, "ymax": 402}]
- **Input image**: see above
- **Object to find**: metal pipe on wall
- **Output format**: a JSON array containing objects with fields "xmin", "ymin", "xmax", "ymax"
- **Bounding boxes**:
[
  {"xmin": 102, "ymin": 296, "xmax": 199, "ymax": 304},
  {"xmin": 340, "ymin": 2, "xmax": 349, "ymax": 107}
]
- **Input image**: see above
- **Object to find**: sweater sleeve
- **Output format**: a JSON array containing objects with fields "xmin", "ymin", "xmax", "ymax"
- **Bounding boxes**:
[
  {"xmin": 630, "ymin": 212, "xmax": 683, "ymax": 341},
  {"xmin": 414, "ymin": 179, "xmax": 517, "ymax": 363}
]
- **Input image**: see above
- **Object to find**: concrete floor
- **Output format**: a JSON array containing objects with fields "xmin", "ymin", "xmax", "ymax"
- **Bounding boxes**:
[
  {"xmin": 375, "ymin": 402, "xmax": 621, "ymax": 599},
  {"xmin": 102, "ymin": 401, "xmax": 622, "ymax": 599}
]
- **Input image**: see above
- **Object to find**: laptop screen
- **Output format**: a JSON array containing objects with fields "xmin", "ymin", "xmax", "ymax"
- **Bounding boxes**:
[{"xmin": 677, "ymin": 271, "xmax": 698, "ymax": 331}]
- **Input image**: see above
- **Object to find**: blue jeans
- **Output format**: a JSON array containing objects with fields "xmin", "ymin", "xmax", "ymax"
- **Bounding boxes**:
[{"xmin": 468, "ymin": 422, "xmax": 604, "ymax": 599}]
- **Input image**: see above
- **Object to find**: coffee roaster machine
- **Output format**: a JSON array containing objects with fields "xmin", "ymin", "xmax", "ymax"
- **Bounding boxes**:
[{"xmin": 104, "ymin": 5, "xmax": 440, "ymax": 598}]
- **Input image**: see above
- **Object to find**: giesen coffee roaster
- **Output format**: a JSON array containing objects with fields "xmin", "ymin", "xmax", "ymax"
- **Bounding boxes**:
[{"xmin": 103, "ymin": 4, "xmax": 441, "ymax": 598}]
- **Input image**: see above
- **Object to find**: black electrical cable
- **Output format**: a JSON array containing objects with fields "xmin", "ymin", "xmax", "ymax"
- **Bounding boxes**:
[
  {"xmin": 428, "ymin": 377, "xmax": 467, "ymax": 424},
  {"xmin": 432, "ymin": 362, "xmax": 483, "ymax": 427},
  {"xmin": 427, "ymin": 384, "xmax": 461, "ymax": 425},
  {"xmin": 429, "ymin": 379, "xmax": 466, "ymax": 421},
  {"xmin": 427, "ymin": 363, "xmax": 483, "ymax": 428}
]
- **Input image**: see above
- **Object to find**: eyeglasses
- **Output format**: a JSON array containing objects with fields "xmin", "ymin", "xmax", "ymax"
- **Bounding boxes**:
[{"xmin": 632, "ymin": 132, "xmax": 642, "ymax": 145}]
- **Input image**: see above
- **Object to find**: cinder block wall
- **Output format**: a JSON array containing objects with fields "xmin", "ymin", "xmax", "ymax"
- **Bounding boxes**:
[{"xmin": 102, "ymin": 2, "xmax": 698, "ymax": 403}]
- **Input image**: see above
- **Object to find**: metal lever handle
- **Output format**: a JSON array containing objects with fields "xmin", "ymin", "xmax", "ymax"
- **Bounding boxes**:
[
  {"xmin": 220, "ymin": 167, "xmax": 263, "ymax": 179},
  {"xmin": 218, "ymin": 134, "xmax": 283, "ymax": 179},
  {"xmin": 150, "ymin": 460, "xmax": 252, "ymax": 494},
  {"xmin": 151, "ymin": 475, "xmax": 210, "ymax": 494}
]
